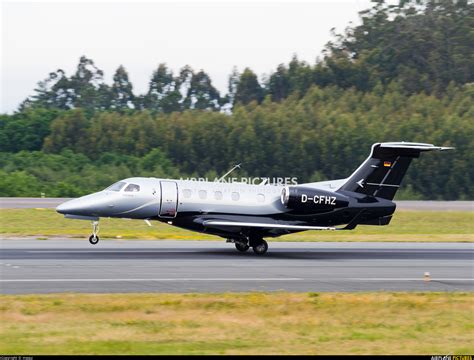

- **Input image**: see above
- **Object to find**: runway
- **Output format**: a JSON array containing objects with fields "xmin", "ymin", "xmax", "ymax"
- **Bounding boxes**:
[
  {"xmin": 0, "ymin": 197, "xmax": 71, "ymax": 209},
  {"xmin": 1, "ymin": 239, "xmax": 472, "ymax": 294}
]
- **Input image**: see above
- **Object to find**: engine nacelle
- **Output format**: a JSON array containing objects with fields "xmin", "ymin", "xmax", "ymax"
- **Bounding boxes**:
[{"xmin": 281, "ymin": 186, "xmax": 349, "ymax": 214}]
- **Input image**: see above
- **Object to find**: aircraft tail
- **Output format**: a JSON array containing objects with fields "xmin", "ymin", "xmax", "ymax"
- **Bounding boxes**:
[{"xmin": 338, "ymin": 142, "xmax": 453, "ymax": 200}]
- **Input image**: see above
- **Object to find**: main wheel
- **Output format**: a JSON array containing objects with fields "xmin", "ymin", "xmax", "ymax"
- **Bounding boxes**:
[
  {"xmin": 252, "ymin": 239, "xmax": 268, "ymax": 255},
  {"xmin": 235, "ymin": 242, "xmax": 250, "ymax": 252},
  {"xmin": 89, "ymin": 234, "xmax": 99, "ymax": 245}
]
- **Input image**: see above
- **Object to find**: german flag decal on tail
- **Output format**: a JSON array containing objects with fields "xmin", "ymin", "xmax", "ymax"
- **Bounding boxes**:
[{"xmin": 383, "ymin": 161, "xmax": 392, "ymax": 167}]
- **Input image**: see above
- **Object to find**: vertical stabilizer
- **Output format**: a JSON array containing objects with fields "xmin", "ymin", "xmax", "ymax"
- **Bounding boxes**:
[{"xmin": 338, "ymin": 142, "xmax": 453, "ymax": 200}]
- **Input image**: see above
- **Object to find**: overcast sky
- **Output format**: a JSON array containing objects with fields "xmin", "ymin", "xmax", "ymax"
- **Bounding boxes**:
[{"xmin": 1, "ymin": 0, "xmax": 373, "ymax": 113}]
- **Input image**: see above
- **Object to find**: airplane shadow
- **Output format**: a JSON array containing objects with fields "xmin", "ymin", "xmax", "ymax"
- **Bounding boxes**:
[
  {"xmin": 4, "ymin": 248, "xmax": 472, "ymax": 261},
  {"xmin": 202, "ymin": 249, "xmax": 472, "ymax": 261}
]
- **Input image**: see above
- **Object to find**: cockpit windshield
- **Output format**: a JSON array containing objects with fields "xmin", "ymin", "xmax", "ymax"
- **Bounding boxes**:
[
  {"xmin": 124, "ymin": 184, "xmax": 140, "ymax": 192},
  {"xmin": 104, "ymin": 181, "xmax": 126, "ymax": 192}
]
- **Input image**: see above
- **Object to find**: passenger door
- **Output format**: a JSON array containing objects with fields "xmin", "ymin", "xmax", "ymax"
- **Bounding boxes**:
[{"xmin": 159, "ymin": 181, "xmax": 178, "ymax": 218}]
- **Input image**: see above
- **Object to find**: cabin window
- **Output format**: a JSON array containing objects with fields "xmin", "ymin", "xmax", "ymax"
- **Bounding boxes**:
[
  {"xmin": 214, "ymin": 191, "xmax": 223, "ymax": 200},
  {"xmin": 124, "ymin": 184, "xmax": 140, "ymax": 192},
  {"xmin": 105, "ymin": 181, "xmax": 126, "ymax": 192},
  {"xmin": 257, "ymin": 193, "xmax": 265, "ymax": 203},
  {"xmin": 183, "ymin": 189, "xmax": 192, "ymax": 198},
  {"xmin": 198, "ymin": 190, "xmax": 207, "ymax": 199},
  {"xmin": 231, "ymin": 192, "xmax": 240, "ymax": 201}
]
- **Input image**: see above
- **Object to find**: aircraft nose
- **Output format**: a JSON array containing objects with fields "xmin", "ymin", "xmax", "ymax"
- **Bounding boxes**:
[
  {"xmin": 56, "ymin": 194, "xmax": 107, "ymax": 216},
  {"xmin": 56, "ymin": 198, "xmax": 82, "ymax": 215},
  {"xmin": 56, "ymin": 201, "xmax": 67, "ymax": 214}
]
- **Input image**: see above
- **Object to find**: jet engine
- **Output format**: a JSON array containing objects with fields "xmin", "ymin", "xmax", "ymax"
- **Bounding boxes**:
[{"xmin": 281, "ymin": 186, "xmax": 349, "ymax": 214}]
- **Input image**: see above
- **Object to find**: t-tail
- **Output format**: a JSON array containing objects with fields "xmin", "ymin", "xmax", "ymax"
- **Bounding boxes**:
[{"xmin": 338, "ymin": 142, "xmax": 454, "ymax": 200}]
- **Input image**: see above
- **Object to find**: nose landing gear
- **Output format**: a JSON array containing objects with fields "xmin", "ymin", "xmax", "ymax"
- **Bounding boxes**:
[{"xmin": 89, "ymin": 220, "xmax": 99, "ymax": 245}]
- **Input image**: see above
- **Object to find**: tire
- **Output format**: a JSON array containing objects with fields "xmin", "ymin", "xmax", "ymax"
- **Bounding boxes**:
[
  {"xmin": 89, "ymin": 235, "xmax": 99, "ymax": 245},
  {"xmin": 235, "ymin": 242, "xmax": 250, "ymax": 252},
  {"xmin": 252, "ymin": 239, "xmax": 268, "ymax": 255}
]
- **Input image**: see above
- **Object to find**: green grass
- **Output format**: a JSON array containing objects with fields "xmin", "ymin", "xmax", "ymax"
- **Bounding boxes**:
[
  {"xmin": 0, "ymin": 292, "xmax": 472, "ymax": 355},
  {"xmin": 0, "ymin": 208, "xmax": 472, "ymax": 241},
  {"xmin": 0, "ymin": 208, "xmax": 473, "ymax": 242}
]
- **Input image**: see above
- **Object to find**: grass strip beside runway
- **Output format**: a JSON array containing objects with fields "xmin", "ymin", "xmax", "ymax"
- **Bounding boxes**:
[
  {"xmin": 0, "ymin": 292, "xmax": 472, "ymax": 355},
  {"xmin": 0, "ymin": 208, "xmax": 472, "ymax": 242}
]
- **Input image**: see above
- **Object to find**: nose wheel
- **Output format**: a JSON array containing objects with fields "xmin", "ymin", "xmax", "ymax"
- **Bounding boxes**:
[
  {"xmin": 89, "ymin": 221, "xmax": 100, "ymax": 245},
  {"xmin": 89, "ymin": 234, "xmax": 99, "ymax": 245}
]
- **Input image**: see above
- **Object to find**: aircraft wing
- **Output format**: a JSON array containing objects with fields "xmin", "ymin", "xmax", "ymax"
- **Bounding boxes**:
[{"xmin": 202, "ymin": 220, "xmax": 336, "ymax": 231}]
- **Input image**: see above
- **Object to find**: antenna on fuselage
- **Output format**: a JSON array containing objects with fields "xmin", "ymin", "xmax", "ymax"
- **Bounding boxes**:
[{"xmin": 216, "ymin": 163, "xmax": 242, "ymax": 182}]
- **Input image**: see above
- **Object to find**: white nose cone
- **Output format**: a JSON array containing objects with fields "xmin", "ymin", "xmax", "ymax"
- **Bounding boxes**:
[
  {"xmin": 55, "ymin": 203, "xmax": 65, "ymax": 213},
  {"xmin": 56, "ymin": 193, "xmax": 105, "ymax": 216},
  {"xmin": 56, "ymin": 199, "xmax": 80, "ymax": 214}
]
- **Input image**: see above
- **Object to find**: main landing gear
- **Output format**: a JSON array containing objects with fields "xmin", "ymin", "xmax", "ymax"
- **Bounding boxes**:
[
  {"xmin": 89, "ymin": 220, "xmax": 99, "ymax": 245},
  {"xmin": 251, "ymin": 239, "xmax": 268, "ymax": 255},
  {"xmin": 235, "ymin": 242, "xmax": 250, "ymax": 252},
  {"xmin": 232, "ymin": 236, "xmax": 268, "ymax": 255}
]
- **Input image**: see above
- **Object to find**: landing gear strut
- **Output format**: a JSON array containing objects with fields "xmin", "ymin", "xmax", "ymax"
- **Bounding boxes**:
[{"xmin": 89, "ymin": 220, "xmax": 99, "ymax": 245}]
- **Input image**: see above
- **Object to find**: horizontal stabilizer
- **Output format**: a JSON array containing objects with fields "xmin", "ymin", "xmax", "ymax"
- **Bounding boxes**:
[{"xmin": 378, "ymin": 142, "xmax": 454, "ymax": 151}]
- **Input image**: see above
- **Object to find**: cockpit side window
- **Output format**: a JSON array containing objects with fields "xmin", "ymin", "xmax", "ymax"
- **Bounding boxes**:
[
  {"xmin": 124, "ymin": 183, "xmax": 140, "ymax": 192},
  {"xmin": 105, "ymin": 181, "xmax": 126, "ymax": 192}
]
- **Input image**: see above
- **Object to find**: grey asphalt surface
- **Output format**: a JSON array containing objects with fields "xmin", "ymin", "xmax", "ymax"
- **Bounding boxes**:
[
  {"xmin": 1, "ymin": 197, "xmax": 472, "ymax": 211},
  {"xmin": 0, "ymin": 197, "xmax": 71, "ymax": 209},
  {"xmin": 1, "ymin": 239, "xmax": 472, "ymax": 294}
]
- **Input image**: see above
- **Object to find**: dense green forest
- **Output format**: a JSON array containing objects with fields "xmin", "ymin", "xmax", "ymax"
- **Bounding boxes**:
[{"xmin": 1, "ymin": 0, "xmax": 473, "ymax": 199}]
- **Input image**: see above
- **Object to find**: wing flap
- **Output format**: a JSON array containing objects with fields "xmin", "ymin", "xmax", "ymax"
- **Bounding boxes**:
[{"xmin": 202, "ymin": 220, "xmax": 335, "ymax": 231}]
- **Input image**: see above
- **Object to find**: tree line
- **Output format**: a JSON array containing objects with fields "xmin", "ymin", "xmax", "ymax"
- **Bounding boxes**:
[
  {"xmin": 1, "ymin": 83, "xmax": 472, "ymax": 199},
  {"xmin": 1, "ymin": 0, "xmax": 473, "ymax": 199}
]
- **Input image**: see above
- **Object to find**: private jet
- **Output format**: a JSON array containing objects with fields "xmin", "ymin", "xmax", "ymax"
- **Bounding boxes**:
[{"xmin": 56, "ymin": 142, "xmax": 453, "ymax": 255}]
